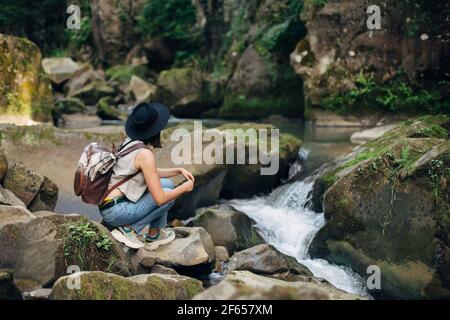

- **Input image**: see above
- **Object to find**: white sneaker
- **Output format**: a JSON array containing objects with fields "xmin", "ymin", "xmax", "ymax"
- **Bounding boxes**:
[
  {"xmin": 145, "ymin": 229, "xmax": 176, "ymax": 251},
  {"xmin": 111, "ymin": 227, "xmax": 145, "ymax": 249}
]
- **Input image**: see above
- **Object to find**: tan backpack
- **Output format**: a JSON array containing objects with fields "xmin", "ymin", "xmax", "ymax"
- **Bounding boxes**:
[{"xmin": 74, "ymin": 141, "xmax": 147, "ymax": 205}]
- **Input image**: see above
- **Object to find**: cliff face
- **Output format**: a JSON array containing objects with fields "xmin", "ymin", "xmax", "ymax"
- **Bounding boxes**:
[{"xmin": 290, "ymin": 0, "xmax": 450, "ymax": 111}]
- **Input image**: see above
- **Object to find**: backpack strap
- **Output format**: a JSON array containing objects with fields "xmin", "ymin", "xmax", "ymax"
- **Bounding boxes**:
[
  {"xmin": 102, "ymin": 142, "xmax": 149, "ymax": 201},
  {"xmin": 103, "ymin": 171, "xmax": 140, "ymax": 201},
  {"xmin": 115, "ymin": 142, "xmax": 148, "ymax": 158}
]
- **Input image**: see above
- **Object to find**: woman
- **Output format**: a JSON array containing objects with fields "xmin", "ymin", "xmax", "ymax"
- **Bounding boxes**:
[{"xmin": 99, "ymin": 102, "xmax": 194, "ymax": 249}]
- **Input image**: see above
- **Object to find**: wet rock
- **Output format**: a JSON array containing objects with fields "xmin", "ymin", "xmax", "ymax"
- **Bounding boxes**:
[
  {"xmin": 41, "ymin": 58, "xmax": 80, "ymax": 85},
  {"xmin": 310, "ymin": 116, "xmax": 450, "ymax": 299},
  {"xmin": 191, "ymin": 205, "xmax": 264, "ymax": 253},
  {"xmin": 54, "ymin": 98, "xmax": 86, "ymax": 115},
  {"xmin": 131, "ymin": 227, "xmax": 215, "ymax": 270},
  {"xmin": 0, "ymin": 269, "xmax": 22, "ymax": 300},
  {"xmin": 228, "ymin": 244, "xmax": 313, "ymax": 276},
  {"xmin": 193, "ymin": 271, "xmax": 366, "ymax": 300},
  {"xmin": 71, "ymin": 80, "xmax": 115, "ymax": 106},
  {"xmin": 129, "ymin": 75, "xmax": 156, "ymax": 102},
  {"xmin": 50, "ymin": 271, "xmax": 203, "ymax": 300},
  {"xmin": 0, "ymin": 211, "xmax": 131, "ymax": 291},
  {"xmin": 0, "ymin": 186, "xmax": 26, "ymax": 207},
  {"xmin": 0, "ymin": 34, "xmax": 53, "ymax": 122}
]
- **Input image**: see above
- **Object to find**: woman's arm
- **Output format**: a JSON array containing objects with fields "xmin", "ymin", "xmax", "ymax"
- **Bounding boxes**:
[
  {"xmin": 135, "ymin": 149, "xmax": 193, "ymax": 206},
  {"xmin": 157, "ymin": 167, "xmax": 195, "ymax": 182}
]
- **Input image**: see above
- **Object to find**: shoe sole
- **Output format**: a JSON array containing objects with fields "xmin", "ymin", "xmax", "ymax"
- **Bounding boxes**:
[
  {"xmin": 145, "ymin": 231, "xmax": 176, "ymax": 251},
  {"xmin": 111, "ymin": 229, "xmax": 144, "ymax": 249}
]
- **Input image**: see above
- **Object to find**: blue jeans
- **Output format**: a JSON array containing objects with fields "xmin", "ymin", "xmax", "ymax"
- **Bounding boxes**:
[{"xmin": 100, "ymin": 178, "xmax": 175, "ymax": 233}]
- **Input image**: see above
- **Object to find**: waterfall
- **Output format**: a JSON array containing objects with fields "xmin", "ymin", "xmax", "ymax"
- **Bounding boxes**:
[{"xmin": 229, "ymin": 152, "xmax": 370, "ymax": 297}]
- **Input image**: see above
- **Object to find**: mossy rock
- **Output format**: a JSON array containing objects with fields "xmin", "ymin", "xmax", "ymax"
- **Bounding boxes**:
[
  {"xmin": 96, "ymin": 96, "xmax": 126, "ymax": 121},
  {"xmin": 311, "ymin": 115, "xmax": 450, "ymax": 299},
  {"xmin": 71, "ymin": 80, "xmax": 115, "ymax": 106},
  {"xmin": 0, "ymin": 34, "xmax": 54, "ymax": 121},
  {"xmin": 216, "ymin": 123, "xmax": 302, "ymax": 198},
  {"xmin": 105, "ymin": 64, "xmax": 152, "ymax": 84},
  {"xmin": 50, "ymin": 271, "xmax": 203, "ymax": 300},
  {"xmin": 155, "ymin": 67, "xmax": 222, "ymax": 118}
]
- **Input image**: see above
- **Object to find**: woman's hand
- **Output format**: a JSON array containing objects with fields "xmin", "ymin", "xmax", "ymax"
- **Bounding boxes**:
[
  {"xmin": 179, "ymin": 168, "xmax": 195, "ymax": 183},
  {"xmin": 182, "ymin": 180, "xmax": 194, "ymax": 193}
]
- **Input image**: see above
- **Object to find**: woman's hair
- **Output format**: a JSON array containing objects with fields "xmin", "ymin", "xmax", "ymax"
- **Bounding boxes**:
[{"xmin": 141, "ymin": 132, "xmax": 162, "ymax": 148}]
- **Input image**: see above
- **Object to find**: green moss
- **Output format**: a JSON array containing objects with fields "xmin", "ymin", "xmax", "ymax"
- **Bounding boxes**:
[
  {"xmin": 105, "ymin": 65, "xmax": 151, "ymax": 84},
  {"xmin": 322, "ymin": 71, "xmax": 449, "ymax": 115}
]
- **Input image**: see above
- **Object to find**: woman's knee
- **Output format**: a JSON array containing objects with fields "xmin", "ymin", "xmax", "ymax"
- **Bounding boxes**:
[{"xmin": 160, "ymin": 178, "xmax": 174, "ymax": 189}]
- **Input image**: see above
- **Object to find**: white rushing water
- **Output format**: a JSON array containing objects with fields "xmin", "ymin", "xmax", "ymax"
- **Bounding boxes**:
[{"xmin": 229, "ymin": 169, "xmax": 370, "ymax": 297}]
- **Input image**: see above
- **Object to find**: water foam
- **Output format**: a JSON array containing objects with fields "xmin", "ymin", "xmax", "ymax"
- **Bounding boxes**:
[{"xmin": 229, "ymin": 177, "xmax": 370, "ymax": 297}]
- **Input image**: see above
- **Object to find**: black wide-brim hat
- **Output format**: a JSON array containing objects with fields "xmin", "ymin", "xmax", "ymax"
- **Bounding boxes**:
[{"xmin": 125, "ymin": 102, "xmax": 170, "ymax": 140}]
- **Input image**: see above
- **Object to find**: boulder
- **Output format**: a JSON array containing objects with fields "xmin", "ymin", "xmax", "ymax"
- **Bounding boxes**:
[
  {"xmin": 64, "ymin": 64, "xmax": 102, "ymax": 97},
  {"xmin": 3, "ymin": 162, "xmax": 58, "ymax": 211},
  {"xmin": 3, "ymin": 162, "xmax": 45, "ymax": 206},
  {"xmin": 191, "ymin": 205, "xmax": 264, "ymax": 253},
  {"xmin": 214, "ymin": 246, "xmax": 229, "ymax": 273},
  {"xmin": 228, "ymin": 244, "xmax": 313, "ymax": 276},
  {"xmin": 70, "ymin": 80, "xmax": 115, "ymax": 106},
  {"xmin": 96, "ymin": 96, "xmax": 127, "ymax": 121},
  {"xmin": 0, "ymin": 210, "xmax": 131, "ymax": 291},
  {"xmin": 310, "ymin": 115, "xmax": 450, "ymax": 299},
  {"xmin": 41, "ymin": 58, "xmax": 80, "ymax": 84},
  {"xmin": 129, "ymin": 75, "xmax": 157, "ymax": 102},
  {"xmin": 0, "ymin": 34, "xmax": 53, "ymax": 122},
  {"xmin": 28, "ymin": 177, "xmax": 59, "ymax": 212},
  {"xmin": 214, "ymin": 246, "xmax": 229, "ymax": 262},
  {"xmin": 131, "ymin": 227, "xmax": 215, "ymax": 270},
  {"xmin": 50, "ymin": 271, "xmax": 203, "ymax": 300},
  {"xmin": 0, "ymin": 269, "xmax": 22, "ymax": 300},
  {"xmin": 216, "ymin": 123, "xmax": 302, "ymax": 198},
  {"xmin": 155, "ymin": 67, "xmax": 222, "ymax": 118},
  {"xmin": 0, "ymin": 186, "xmax": 26, "ymax": 207},
  {"xmin": 193, "ymin": 271, "xmax": 366, "ymax": 300},
  {"xmin": 351, "ymin": 124, "xmax": 398, "ymax": 144}
]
